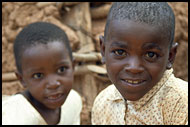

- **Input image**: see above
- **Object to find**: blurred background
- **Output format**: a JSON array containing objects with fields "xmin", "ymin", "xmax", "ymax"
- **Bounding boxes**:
[{"xmin": 2, "ymin": 2, "xmax": 188, "ymax": 125}]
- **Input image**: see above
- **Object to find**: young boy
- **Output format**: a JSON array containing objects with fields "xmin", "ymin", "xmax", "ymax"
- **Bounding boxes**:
[
  {"xmin": 2, "ymin": 22, "xmax": 82, "ymax": 125},
  {"xmin": 92, "ymin": 2, "xmax": 188, "ymax": 125}
]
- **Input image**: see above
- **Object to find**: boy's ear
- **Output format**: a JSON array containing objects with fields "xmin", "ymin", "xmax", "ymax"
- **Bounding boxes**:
[
  {"xmin": 166, "ymin": 42, "xmax": 178, "ymax": 69},
  {"xmin": 99, "ymin": 35, "xmax": 106, "ymax": 64},
  {"xmin": 15, "ymin": 71, "xmax": 27, "ymax": 88}
]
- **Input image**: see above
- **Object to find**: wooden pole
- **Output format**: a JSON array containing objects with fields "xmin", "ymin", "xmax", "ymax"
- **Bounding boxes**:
[
  {"xmin": 60, "ymin": 2, "xmax": 95, "ymax": 53},
  {"xmin": 73, "ymin": 52, "xmax": 102, "ymax": 62}
]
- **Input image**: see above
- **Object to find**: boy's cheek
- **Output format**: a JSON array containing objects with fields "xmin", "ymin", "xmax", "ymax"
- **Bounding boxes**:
[{"xmin": 106, "ymin": 63, "xmax": 120, "ymax": 82}]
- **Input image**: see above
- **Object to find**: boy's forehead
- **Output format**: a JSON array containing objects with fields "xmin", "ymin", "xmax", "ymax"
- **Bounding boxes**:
[
  {"xmin": 22, "ymin": 41, "xmax": 67, "ymax": 57},
  {"xmin": 30, "ymin": 41, "xmax": 66, "ymax": 50},
  {"xmin": 108, "ymin": 20, "xmax": 157, "ymax": 39},
  {"xmin": 106, "ymin": 20, "xmax": 170, "ymax": 48},
  {"xmin": 21, "ymin": 41, "xmax": 70, "ymax": 63},
  {"xmin": 110, "ymin": 20, "xmax": 156, "ymax": 32}
]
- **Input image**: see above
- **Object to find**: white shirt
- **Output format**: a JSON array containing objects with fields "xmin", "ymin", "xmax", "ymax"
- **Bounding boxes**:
[{"xmin": 2, "ymin": 89, "xmax": 82, "ymax": 125}]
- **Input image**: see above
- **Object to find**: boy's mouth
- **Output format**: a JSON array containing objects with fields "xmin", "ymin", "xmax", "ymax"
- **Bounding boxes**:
[
  {"xmin": 121, "ymin": 79, "xmax": 146, "ymax": 86},
  {"xmin": 124, "ymin": 79, "xmax": 144, "ymax": 84},
  {"xmin": 47, "ymin": 93, "xmax": 63, "ymax": 100}
]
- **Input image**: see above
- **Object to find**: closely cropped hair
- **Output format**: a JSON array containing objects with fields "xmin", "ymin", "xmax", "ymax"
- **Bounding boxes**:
[
  {"xmin": 105, "ymin": 2, "xmax": 175, "ymax": 48},
  {"xmin": 14, "ymin": 22, "xmax": 73, "ymax": 73}
]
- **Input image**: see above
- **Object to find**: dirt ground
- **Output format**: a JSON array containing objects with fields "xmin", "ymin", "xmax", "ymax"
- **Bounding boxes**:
[{"xmin": 2, "ymin": 2, "xmax": 188, "ymax": 125}]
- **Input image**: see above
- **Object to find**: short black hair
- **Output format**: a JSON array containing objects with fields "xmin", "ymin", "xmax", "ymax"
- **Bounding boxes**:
[
  {"xmin": 14, "ymin": 22, "xmax": 73, "ymax": 73},
  {"xmin": 104, "ymin": 2, "xmax": 175, "ymax": 48}
]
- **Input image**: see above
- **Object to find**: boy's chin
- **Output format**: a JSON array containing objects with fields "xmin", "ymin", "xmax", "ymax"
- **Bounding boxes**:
[
  {"xmin": 124, "ymin": 96, "xmax": 142, "ymax": 102},
  {"xmin": 115, "ymin": 85, "xmax": 145, "ymax": 101},
  {"xmin": 119, "ymin": 92, "xmax": 142, "ymax": 101}
]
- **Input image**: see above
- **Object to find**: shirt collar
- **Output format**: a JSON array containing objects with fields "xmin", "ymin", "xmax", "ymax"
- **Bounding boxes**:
[{"xmin": 107, "ymin": 68, "xmax": 173, "ymax": 110}]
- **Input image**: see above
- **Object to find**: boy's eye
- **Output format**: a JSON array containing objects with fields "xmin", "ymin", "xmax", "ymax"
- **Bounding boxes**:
[
  {"xmin": 114, "ymin": 49, "xmax": 126, "ymax": 56},
  {"xmin": 145, "ymin": 52, "xmax": 158, "ymax": 59},
  {"xmin": 33, "ymin": 73, "xmax": 43, "ymax": 79},
  {"xmin": 57, "ymin": 66, "xmax": 66, "ymax": 74}
]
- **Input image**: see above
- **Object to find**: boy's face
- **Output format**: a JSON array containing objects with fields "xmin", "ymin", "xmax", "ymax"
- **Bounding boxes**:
[
  {"xmin": 100, "ymin": 20, "xmax": 177, "ymax": 101},
  {"xmin": 18, "ymin": 41, "xmax": 73, "ymax": 109}
]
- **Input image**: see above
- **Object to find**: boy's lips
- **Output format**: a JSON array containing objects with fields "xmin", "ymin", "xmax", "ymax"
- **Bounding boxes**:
[
  {"xmin": 46, "ymin": 92, "xmax": 64, "ymax": 100},
  {"xmin": 123, "ymin": 79, "xmax": 145, "ymax": 84},
  {"xmin": 121, "ymin": 79, "xmax": 146, "ymax": 86}
]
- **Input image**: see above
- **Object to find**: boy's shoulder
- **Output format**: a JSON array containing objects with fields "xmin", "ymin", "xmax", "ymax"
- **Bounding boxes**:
[
  {"xmin": 93, "ymin": 84, "xmax": 118, "ymax": 103},
  {"xmin": 59, "ymin": 89, "xmax": 82, "ymax": 125},
  {"xmin": 63, "ymin": 89, "xmax": 82, "ymax": 109},
  {"xmin": 68, "ymin": 89, "xmax": 82, "ymax": 102},
  {"xmin": 91, "ymin": 85, "xmax": 126, "ymax": 124},
  {"xmin": 159, "ymin": 74, "xmax": 188, "ymax": 124},
  {"xmin": 2, "ymin": 94, "xmax": 46, "ymax": 125},
  {"xmin": 165, "ymin": 74, "xmax": 188, "ymax": 101},
  {"xmin": 92, "ymin": 84, "xmax": 124, "ymax": 110},
  {"xmin": 2, "ymin": 94, "xmax": 24, "ymax": 105}
]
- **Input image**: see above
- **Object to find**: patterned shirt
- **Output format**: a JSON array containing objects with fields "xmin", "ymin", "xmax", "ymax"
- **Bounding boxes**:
[{"xmin": 91, "ymin": 69, "xmax": 188, "ymax": 125}]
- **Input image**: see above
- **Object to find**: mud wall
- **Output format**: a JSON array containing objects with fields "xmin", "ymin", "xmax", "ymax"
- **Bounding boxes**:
[{"xmin": 2, "ymin": 2, "xmax": 188, "ymax": 125}]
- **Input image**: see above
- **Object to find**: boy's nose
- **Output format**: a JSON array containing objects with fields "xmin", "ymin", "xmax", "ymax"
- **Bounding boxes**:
[
  {"xmin": 124, "ymin": 57, "xmax": 144, "ymax": 74},
  {"xmin": 46, "ymin": 80, "xmax": 61, "ymax": 89},
  {"xmin": 46, "ymin": 75, "xmax": 60, "ymax": 89}
]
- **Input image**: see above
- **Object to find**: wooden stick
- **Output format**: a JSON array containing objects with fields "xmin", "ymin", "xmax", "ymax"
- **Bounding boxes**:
[
  {"xmin": 73, "ymin": 52, "xmax": 102, "ymax": 62},
  {"xmin": 56, "ymin": 2, "xmax": 81, "ymax": 8},
  {"xmin": 60, "ymin": 2, "xmax": 95, "ymax": 53},
  {"xmin": 2, "ymin": 72, "xmax": 17, "ymax": 82},
  {"xmin": 36, "ymin": 2, "xmax": 56, "ymax": 8},
  {"xmin": 90, "ymin": 4, "xmax": 111, "ymax": 19}
]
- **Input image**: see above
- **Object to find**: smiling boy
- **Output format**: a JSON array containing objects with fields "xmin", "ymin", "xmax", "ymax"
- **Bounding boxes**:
[
  {"xmin": 2, "ymin": 22, "xmax": 82, "ymax": 125},
  {"xmin": 91, "ymin": 2, "xmax": 188, "ymax": 125}
]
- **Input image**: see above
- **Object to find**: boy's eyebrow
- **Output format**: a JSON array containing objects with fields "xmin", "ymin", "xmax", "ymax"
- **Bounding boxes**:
[
  {"xmin": 56, "ymin": 60, "xmax": 71, "ymax": 66},
  {"xmin": 26, "ymin": 61, "xmax": 71, "ymax": 73},
  {"xmin": 27, "ymin": 67, "xmax": 44, "ymax": 73},
  {"xmin": 142, "ymin": 42, "xmax": 162, "ymax": 51},
  {"xmin": 110, "ymin": 41, "xmax": 128, "ymax": 49}
]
